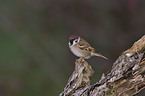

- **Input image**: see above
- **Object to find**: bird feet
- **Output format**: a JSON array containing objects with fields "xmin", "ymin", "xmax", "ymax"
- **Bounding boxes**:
[{"xmin": 77, "ymin": 57, "xmax": 84, "ymax": 61}]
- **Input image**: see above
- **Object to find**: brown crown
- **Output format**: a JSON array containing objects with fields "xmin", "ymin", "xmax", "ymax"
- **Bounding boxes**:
[{"xmin": 69, "ymin": 35, "xmax": 79, "ymax": 40}]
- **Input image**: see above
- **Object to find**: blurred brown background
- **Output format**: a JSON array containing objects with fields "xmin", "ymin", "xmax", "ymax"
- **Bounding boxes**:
[{"xmin": 0, "ymin": 0, "xmax": 145, "ymax": 96}]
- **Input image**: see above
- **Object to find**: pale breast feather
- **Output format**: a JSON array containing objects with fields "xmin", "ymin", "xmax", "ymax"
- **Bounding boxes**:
[{"xmin": 70, "ymin": 46, "xmax": 84, "ymax": 57}]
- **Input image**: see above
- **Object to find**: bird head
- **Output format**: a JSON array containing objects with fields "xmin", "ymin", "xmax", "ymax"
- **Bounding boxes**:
[{"xmin": 69, "ymin": 35, "xmax": 80, "ymax": 46}]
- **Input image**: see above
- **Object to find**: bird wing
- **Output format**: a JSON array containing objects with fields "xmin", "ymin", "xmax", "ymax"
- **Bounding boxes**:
[{"xmin": 78, "ymin": 39, "xmax": 95, "ymax": 52}]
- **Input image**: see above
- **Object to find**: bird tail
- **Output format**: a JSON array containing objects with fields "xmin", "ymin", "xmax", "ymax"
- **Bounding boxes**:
[{"xmin": 91, "ymin": 52, "xmax": 109, "ymax": 60}]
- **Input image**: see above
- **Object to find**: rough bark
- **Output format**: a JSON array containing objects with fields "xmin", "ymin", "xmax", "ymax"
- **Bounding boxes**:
[{"xmin": 60, "ymin": 35, "xmax": 145, "ymax": 96}]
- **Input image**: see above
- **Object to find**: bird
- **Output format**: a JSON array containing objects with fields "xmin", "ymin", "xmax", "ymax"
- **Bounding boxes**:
[{"xmin": 69, "ymin": 35, "xmax": 108, "ymax": 60}]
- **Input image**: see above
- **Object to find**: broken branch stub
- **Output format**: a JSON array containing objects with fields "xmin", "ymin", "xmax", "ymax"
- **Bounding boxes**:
[{"xmin": 60, "ymin": 59, "xmax": 94, "ymax": 96}]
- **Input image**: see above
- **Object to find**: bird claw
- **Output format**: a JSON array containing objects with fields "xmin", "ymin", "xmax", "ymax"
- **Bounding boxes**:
[{"xmin": 77, "ymin": 57, "xmax": 84, "ymax": 61}]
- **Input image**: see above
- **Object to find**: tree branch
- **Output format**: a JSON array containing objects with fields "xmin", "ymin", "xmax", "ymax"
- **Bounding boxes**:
[{"xmin": 60, "ymin": 35, "xmax": 145, "ymax": 96}]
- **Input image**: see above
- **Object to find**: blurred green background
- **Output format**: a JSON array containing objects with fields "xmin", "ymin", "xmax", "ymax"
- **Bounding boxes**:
[{"xmin": 0, "ymin": 0, "xmax": 145, "ymax": 96}]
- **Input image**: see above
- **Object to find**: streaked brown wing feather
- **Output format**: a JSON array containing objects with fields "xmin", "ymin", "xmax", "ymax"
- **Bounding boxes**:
[{"xmin": 78, "ymin": 38, "xmax": 95, "ymax": 52}]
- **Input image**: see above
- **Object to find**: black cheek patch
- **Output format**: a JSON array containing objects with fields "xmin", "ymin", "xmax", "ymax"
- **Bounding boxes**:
[{"xmin": 69, "ymin": 40, "xmax": 74, "ymax": 45}]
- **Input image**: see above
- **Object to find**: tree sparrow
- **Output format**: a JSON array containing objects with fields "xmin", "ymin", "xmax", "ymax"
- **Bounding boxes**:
[{"xmin": 69, "ymin": 35, "xmax": 108, "ymax": 60}]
